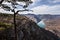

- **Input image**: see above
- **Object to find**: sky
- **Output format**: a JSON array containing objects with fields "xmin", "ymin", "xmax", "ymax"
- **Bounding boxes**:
[{"xmin": 0, "ymin": 0, "xmax": 60, "ymax": 15}]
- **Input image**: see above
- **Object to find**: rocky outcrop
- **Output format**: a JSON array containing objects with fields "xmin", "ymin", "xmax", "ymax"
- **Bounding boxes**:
[
  {"xmin": 45, "ymin": 19, "xmax": 60, "ymax": 39},
  {"xmin": 0, "ymin": 13, "xmax": 59, "ymax": 40}
]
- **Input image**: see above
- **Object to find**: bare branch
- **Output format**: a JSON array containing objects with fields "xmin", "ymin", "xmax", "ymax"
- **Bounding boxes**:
[
  {"xmin": 0, "ymin": 0, "xmax": 33, "ymax": 12},
  {"xmin": 0, "ymin": 0, "xmax": 4, "ymax": 4},
  {"xmin": 23, "ymin": 0, "xmax": 33, "ymax": 8},
  {"xmin": 14, "ymin": 9, "xmax": 33, "ymax": 14},
  {"xmin": 1, "ymin": 4, "xmax": 11, "ymax": 11},
  {"xmin": 18, "ymin": 0, "xmax": 29, "ymax": 2}
]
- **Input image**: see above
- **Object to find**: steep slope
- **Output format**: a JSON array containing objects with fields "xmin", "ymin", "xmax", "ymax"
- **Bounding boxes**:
[
  {"xmin": 21, "ymin": 14, "xmax": 41, "ymax": 23},
  {"xmin": 0, "ymin": 13, "xmax": 59, "ymax": 40},
  {"xmin": 45, "ymin": 19, "xmax": 60, "ymax": 38}
]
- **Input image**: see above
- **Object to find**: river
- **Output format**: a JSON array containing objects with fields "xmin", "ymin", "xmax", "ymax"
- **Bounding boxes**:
[{"xmin": 37, "ymin": 20, "xmax": 46, "ymax": 28}]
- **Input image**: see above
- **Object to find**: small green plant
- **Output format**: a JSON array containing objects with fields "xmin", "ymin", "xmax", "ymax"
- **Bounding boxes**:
[
  {"xmin": 0, "ymin": 22, "xmax": 13, "ymax": 28},
  {"xmin": 0, "ymin": 27, "xmax": 5, "ymax": 31}
]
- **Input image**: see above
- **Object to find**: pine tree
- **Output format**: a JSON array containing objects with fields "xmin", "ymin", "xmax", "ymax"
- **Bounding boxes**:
[{"xmin": 0, "ymin": 0, "xmax": 33, "ymax": 40}]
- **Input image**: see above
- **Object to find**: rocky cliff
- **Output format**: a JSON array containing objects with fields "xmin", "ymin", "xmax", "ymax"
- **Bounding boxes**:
[
  {"xmin": 0, "ymin": 13, "xmax": 59, "ymax": 40},
  {"xmin": 45, "ymin": 19, "xmax": 60, "ymax": 39}
]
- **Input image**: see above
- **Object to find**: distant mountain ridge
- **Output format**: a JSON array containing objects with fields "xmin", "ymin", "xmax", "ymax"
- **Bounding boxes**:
[
  {"xmin": 21, "ymin": 14, "xmax": 41, "ymax": 23},
  {"xmin": 20, "ymin": 14, "xmax": 60, "ymax": 23}
]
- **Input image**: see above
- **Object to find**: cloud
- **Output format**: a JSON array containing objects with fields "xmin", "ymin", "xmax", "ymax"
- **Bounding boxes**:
[
  {"xmin": 54, "ymin": 0, "xmax": 60, "ymax": 2},
  {"xmin": 31, "ymin": 5, "xmax": 60, "ymax": 15},
  {"xmin": 0, "ymin": 8, "xmax": 13, "ymax": 14},
  {"xmin": 0, "ymin": 5, "xmax": 60, "ymax": 15},
  {"xmin": 31, "ymin": 0, "xmax": 36, "ymax": 2},
  {"xmin": 47, "ymin": 0, "xmax": 60, "ymax": 4},
  {"xmin": 28, "ymin": 0, "xmax": 41, "ymax": 8},
  {"xmin": 0, "ymin": 0, "xmax": 60, "ymax": 15}
]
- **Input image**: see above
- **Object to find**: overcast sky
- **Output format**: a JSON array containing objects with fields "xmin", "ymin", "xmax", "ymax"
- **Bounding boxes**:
[{"xmin": 0, "ymin": 0, "xmax": 60, "ymax": 15}]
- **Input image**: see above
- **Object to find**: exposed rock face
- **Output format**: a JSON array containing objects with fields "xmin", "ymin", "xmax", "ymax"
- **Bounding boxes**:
[
  {"xmin": 21, "ymin": 14, "xmax": 41, "ymax": 23},
  {"xmin": 0, "ymin": 13, "xmax": 59, "ymax": 40},
  {"xmin": 45, "ymin": 19, "xmax": 60, "ymax": 39}
]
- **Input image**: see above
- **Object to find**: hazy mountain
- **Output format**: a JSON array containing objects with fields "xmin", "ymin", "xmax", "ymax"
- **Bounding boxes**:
[{"xmin": 20, "ymin": 14, "xmax": 60, "ymax": 23}]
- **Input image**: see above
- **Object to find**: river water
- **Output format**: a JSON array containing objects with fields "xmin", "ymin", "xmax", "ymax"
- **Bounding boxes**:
[{"xmin": 37, "ymin": 20, "xmax": 46, "ymax": 28}]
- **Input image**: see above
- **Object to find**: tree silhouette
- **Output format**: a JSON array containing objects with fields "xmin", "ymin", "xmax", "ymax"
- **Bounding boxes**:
[
  {"xmin": 0, "ymin": 0, "xmax": 4, "ymax": 4},
  {"xmin": 0, "ymin": 0, "xmax": 33, "ymax": 40}
]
